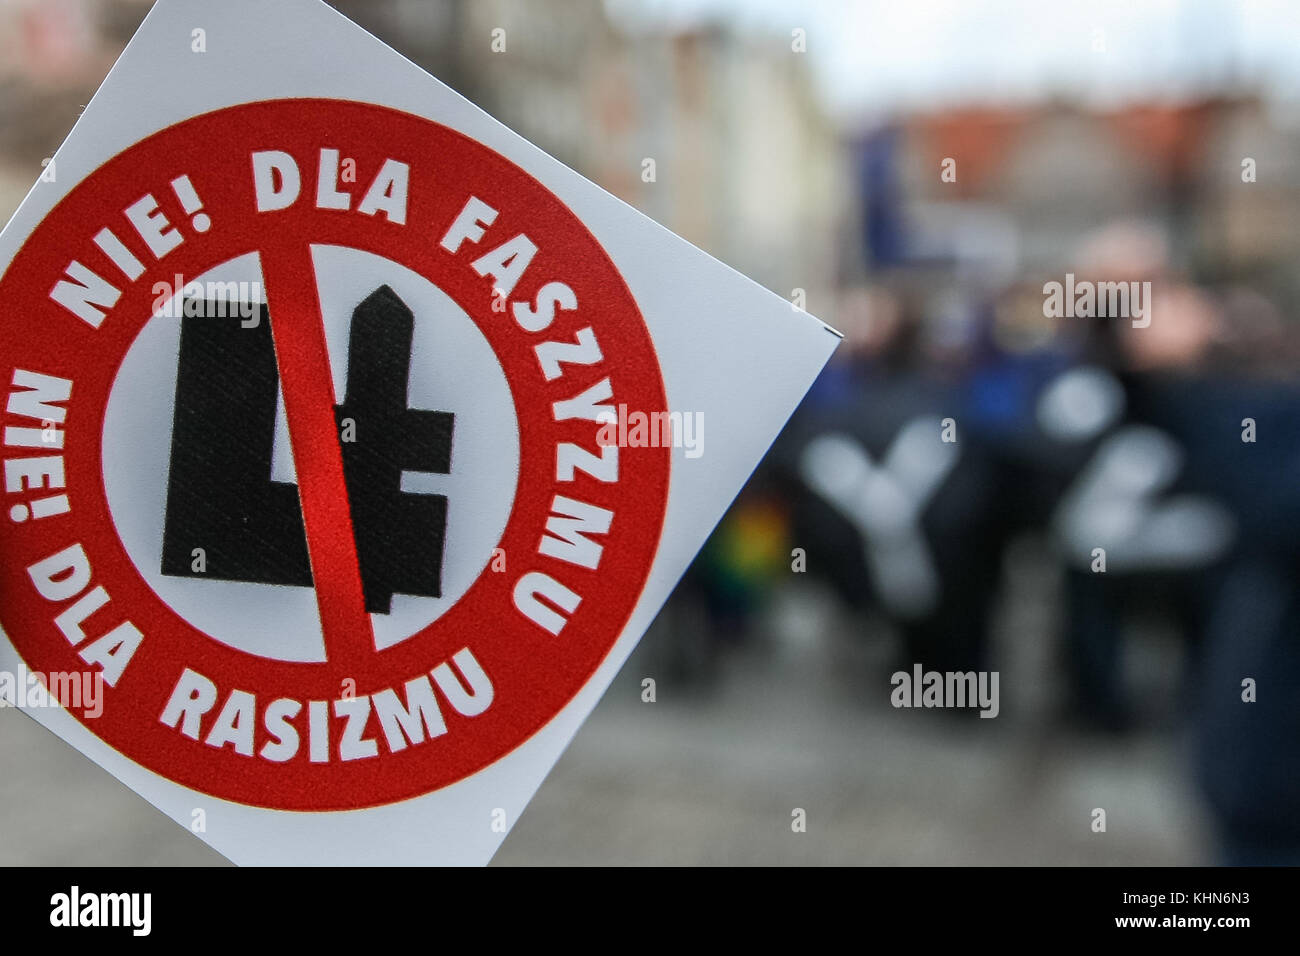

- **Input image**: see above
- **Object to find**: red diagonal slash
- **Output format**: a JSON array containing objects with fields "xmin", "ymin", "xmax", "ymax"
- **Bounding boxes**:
[{"xmin": 260, "ymin": 244, "xmax": 374, "ymax": 669}]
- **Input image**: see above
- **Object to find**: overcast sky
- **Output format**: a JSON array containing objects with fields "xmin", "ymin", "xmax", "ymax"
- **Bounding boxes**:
[{"xmin": 611, "ymin": 0, "xmax": 1300, "ymax": 121}]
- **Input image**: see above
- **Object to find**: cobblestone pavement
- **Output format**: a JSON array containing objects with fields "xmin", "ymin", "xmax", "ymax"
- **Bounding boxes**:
[{"xmin": 0, "ymin": 577, "xmax": 1210, "ymax": 866}]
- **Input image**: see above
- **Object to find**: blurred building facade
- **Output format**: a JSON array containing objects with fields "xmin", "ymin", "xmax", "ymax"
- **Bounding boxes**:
[
  {"xmin": 0, "ymin": 0, "xmax": 851, "ymax": 325},
  {"xmin": 871, "ymin": 97, "xmax": 1300, "ymax": 313},
  {"xmin": 455, "ymin": 0, "xmax": 849, "ymax": 320}
]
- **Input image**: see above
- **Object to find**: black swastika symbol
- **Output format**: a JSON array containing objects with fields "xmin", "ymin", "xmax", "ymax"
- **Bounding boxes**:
[{"xmin": 160, "ymin": 285, "xmax": 455, "ymax": 614}]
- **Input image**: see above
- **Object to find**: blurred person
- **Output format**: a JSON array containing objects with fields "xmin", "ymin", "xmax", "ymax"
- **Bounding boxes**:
[
  {"xmin": 776, "ymin": 282, "xmax": 1008, "ymax": 680},
  {"xmin": 1114, "ymin": 292, "xmax": 1300, "ymax": 865},
  {"xmin": 1213, "ymin": 287, "xmax": 1300, "ymax": 382},
  {"xmin": 1051, "ymin": 220, "xmax": 1300, "ymax": 860},
  {"xmin": 1027, "ymin": 223, "xmax": 1234, "ymax": 732},
  {"xmin": 662, "ymin": 475, "xmax": 795, "ymax": 684}
]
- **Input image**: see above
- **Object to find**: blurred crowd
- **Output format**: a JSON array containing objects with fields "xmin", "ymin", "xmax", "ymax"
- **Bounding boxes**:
[{"xmin": 686, "ymin": 195, "xmax": 1300, "ymax": 867}]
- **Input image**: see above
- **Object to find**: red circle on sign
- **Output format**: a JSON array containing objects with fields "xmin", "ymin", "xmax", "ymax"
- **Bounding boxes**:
[{"xmin": 0, "ymin": 100, "xmax": 670, "ymax": 810}]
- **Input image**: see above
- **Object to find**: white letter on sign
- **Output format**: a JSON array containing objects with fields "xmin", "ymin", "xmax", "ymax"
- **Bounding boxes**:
[
  {"xmin": 539, "ymin": 496, "xmax": 612, "ymax": 570},
  {"xmin": 160, "ymin": 668, "xmax": 218, "ymax": 740},
  {"xmin": 26, "ymin": 543, "xmax": 92, "ymax": 602},
  {"xmin": 316, "ymin": 148, "xmax": 351, "ymax": 211},
  {"xmin": 440, "ymin": 196, "xmax": 497, "ymax": 253},
  {"xmin": 358, "ymin": 158, "xmax": 410, "ymax": 225},
  {"xmin": 125, "ymin": 194, "xmax": 183, "ymax": 259},
  {"xmin": 50, "ymin": 263, "xmax": 121, "ymax": 328},
  {"xmin": 513, "ymin": 571, "xmax": 581, "ymax": 636},
  {"xmin": 432, "ymin": 649, "xmax": 494, "ymax": 717},
  {"xmin": 252, "ymin": 150, "xmax": 301, "ymax": 212}
]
